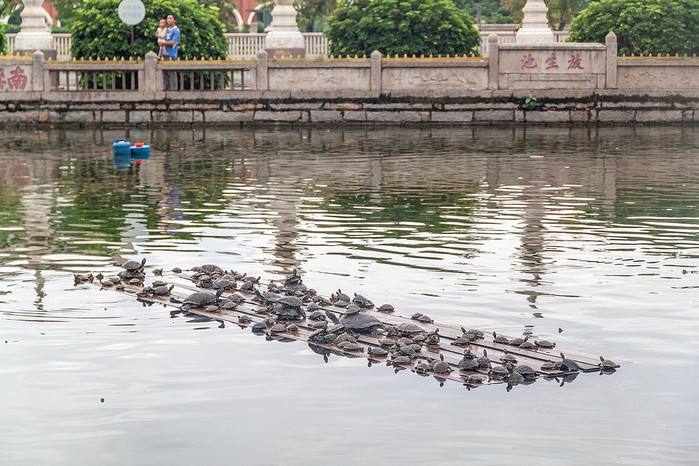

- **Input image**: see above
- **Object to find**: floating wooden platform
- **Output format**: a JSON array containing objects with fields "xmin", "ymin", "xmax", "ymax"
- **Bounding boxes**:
[{"xmin": 81, "ymin": 267, "xmax": 627, "ymax": 390}]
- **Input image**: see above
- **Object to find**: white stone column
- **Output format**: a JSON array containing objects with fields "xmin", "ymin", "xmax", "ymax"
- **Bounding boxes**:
[
  {"xmin": 264, "ymin": 0, "xmax": 305, "ymax": 58},
  {"xmin": 516, "ymin": 0, "xmax": 553, "ymax": 44},
  {"xmin": 14, "ymin": 0, "xmax": 57, "ymax": 59}
]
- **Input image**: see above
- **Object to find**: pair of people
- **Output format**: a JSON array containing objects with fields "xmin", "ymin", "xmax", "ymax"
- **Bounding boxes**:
[{"xmin": 156, "ymin": 14, "xmax": 180, "ymax": 90}]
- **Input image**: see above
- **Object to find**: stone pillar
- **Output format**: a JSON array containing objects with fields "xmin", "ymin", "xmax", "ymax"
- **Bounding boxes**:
[
  {"xmin": 370, "ymin": 50, "xmax": 382, "ymax": 93},
  {"xmin": 487, "ymin": 34, "xmax": 499, "ymax": 90},
  {"xmin": 14, "ymin": 0, "xmax": 57, "ymax": 59},
  {"xmin": 605, "ymin": 32, "xmax": 618, "ymax": 89},
  {"xmin": 516, "ymin": 0, "xmax": 553, "ymax": 44},
  {"xmin": 264, "ymin": 0, "xmax": 305, "ymax": 58},
  {"xmin": 32, "ymin": 50, "xmax": 44, "ymax": 91},
  {"xmin": 144, "ymin": 51, "xmax": 158, "ymax": 96},
  {"xmin": 256, "ymin": 49, "xmax": 269, "ymax": 91}
]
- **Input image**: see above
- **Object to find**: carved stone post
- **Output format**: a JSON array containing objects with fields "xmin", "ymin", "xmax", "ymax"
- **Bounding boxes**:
[
  {"xmin": 32, "ymin": 50, "xmax": 44, "ymax": 91},
  {"xmin": 370, "ymin": 50, "xmax": 382, "ymax": 93},
  {"xmin": 14, "ymin": 0, "xmax": 57, "ymax": 59},
  {"xmin": 516, "ymin": 0, "xmax": 553, "ymax": 44},
  {"xmin": 264, "ymin": 0, "xmax": 305, "ymax": 58},
  {"xmin": 144, "ymin": 51, "xmax": 158, "ymax": 97},
  {"xmin": 487, "ymin": 34, "xmax": 499, "ymax": 90},
  {"xmin": 256, "ymin": 49, "xmax": 269, "ymax": 91},
  {"xmin": 605, "ymin": 32, "xmax": 618, "ymax": 89}
]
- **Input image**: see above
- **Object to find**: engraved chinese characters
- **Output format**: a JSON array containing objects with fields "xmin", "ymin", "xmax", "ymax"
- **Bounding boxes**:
[
  {"xmin": 0, "ymin": 66, "xmax": 29, "ymax": 91},
  {"xmin": 520, "ymin": 52, "xmax": 586, "ymax": 72}
]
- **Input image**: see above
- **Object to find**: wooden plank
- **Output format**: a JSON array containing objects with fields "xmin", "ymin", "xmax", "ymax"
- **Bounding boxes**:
[{"xmin": 84, "ymin": 268, "xmax": 627, "ymax": 389}]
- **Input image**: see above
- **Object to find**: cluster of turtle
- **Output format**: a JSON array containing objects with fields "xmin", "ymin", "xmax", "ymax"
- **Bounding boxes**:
[{"xmin": 82, "ymin": 260, "xmax": 622, "ymax": 388}]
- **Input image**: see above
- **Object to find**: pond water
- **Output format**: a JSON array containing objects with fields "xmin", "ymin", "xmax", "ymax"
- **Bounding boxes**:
[{"xmin": 1, "ymin": 125, "xmax": 698, "ymax": 464}]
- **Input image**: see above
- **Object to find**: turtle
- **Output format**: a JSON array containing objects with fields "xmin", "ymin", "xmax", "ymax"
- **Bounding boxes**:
[
  {"xmin": 308, "ymin": 310, "xmax": 327, "ymax": 321},
  {"xmin": 462, "ymin": 374, "xmax": 485, "ymax": 385},
  {"xmin": 391, "ymin": 322, "xmax": 425, "ymax": 337},
  {"xmin": 540, "ymin": 360, "xmax": 558, "ymax": 371},
  {"xmin": 379, "ymin": 337, "xmax": 396, "ymax": 348},
  {"xmin": 152, "ymin": 279, "xmax": 168, "ymax": 287},
  {"xmin": 424, "ymin": 329, "xmax": 440, "ymax": 347},
  {"xmin": 367, "ymin": 347, "xmax": 388, "ymax": 358},
  {"xmin": 272, "ymin": 295, "xmax": 306, "ymax": 320},
  {"xmin": 269, "ymin": 323, "xmax": 288, "ymax": 333},
  {"xmin": 100, "ymin": 279, "xmax": 115, "ymax": 288},
  {"xmin": 199, "ymin": 264, "xmax": 224, "ymax": 276},
  {"xmin": 204, "ymin": 305, "xmax": 220, "ymax": 312},
  {"xmin": 339, "ymin": 312, "xmax": 384, "ymax": 334},
  {"xmin": 333, "ymin": 289, "xmax": 351, "ymax": 303},
  {"xmin": 285, "ymin": 323, "xmax": 299, "ymax": 333},
  {"xmin": 339, "ymin": 341, "xmax": 364, "ymax": 353},
  {"xmin": 220, "ymin": 300, "xmax": 238, "ymax": 310},
  {"xmin": 396, "ymin": 343, "xmax": 419, "ymax": 359},
  {"xmin": 196, "ymin": 275, "xmax": 214, "ymax": 288},
  {"xmin": 477, "ymin": 349, "xmax": 491, "ymax": 369},
  {"xmin": 500, "ymin": 350, "xmax": 518, "ymax": 365},
  {"xmin": 115, "ymin": 283, "xmax": 125, "ymax": 291},
  {"xmin": 559, "ymin": 353, "xmax": 580, "ymax": 372},
  {"xmin": 415, "ymin": 360, "xmax": 431, "ymax": 374},
  {"xmin": 238, "ymin": 315, "xmax": 253, "ymax": 324},
  {"xmin": 344, "ymin": 303, "xmax": 361, "ymax": 315},
  {"xmin": 461, "ymin": 328, "xmax": 485, "ymax": 339},
  {"xmin": 415, "ymin": 314, "xmax": 434, "ymax": 324},
  {"xmin": 507, "ymin": 365, "xmax": 525, "ymax": 384},
  {"xmin": 431, "ymin": 354, "xmax": 452, "ymax": 374},
  {"xmin": 377, "ymin": 304, "xmax": 395, "ymax": 313},
  {"xmin": 213, "ymin": 278, "xmax": 236, "ymax": 290},
  {"xmin": 391, "ymin": 355, "xmax": 412, "ymax": 366},
  {"xmin": 458, "ymin": 350, "xmax": 480, "ymax": 371},
  {"xmin": 599, "ymin": 356, "xmax": 620, "ymax": 370},
  {"xmin": 152, "ymin": 268, "xmax": 163, "ymax": 276},
  {"xmin": 489, "ymin": 364, "xmax": 509, "ymax": 379},
  {"xmin": 518, "ymin": 337, "xmax": 536, "ymax": 350},
  {"xmin": 153, "ymin": 284, "xmax": 174, "ymax": 296},
  {"xmin": 492, "ymin": 331, "xmax": 510, "ymax": 345},
  {"xmin": 514, "ymin": 364, "xmax": 537, "ymax": 379},
  {"xmin": 128, "ymin": 278, "xmax": 142, "ymax": 285},
  {"xmin": 122, "ymin": 258, "xmax": 146, "ymax": 272},
  {"xmin": 309, "ymin": 320, "xmax": 328, "ymax": 329},
  {"xmin": 535, "ymin": 339, "xmax": 556, "ymax": 349},
  {"xmin": 508, "ymin": 335, "xmax": 526, "ymax": 347},
  {"xmin": 172, "ymin": 267, "xmax": 182, "ymax": 273},
  {"xmin": 352, "ymin": 293, "xmax": 374, "ymax": 309},
  {"xmin": 181, "ymin": 288, "xmax": 224, "ymax": 310}
]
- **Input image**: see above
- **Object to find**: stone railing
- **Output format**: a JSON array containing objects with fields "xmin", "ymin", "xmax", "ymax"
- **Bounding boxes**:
[{"xmin": 7, "ymin": 29, "xmax": 570, "ymax": 60}]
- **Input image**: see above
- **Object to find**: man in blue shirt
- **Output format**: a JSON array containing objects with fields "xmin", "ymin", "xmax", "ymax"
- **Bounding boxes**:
[{"xmin": 159, "ymin": 13, "xmax": 180, "ymax": 90}]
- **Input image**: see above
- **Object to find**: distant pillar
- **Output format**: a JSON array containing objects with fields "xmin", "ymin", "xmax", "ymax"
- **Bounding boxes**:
[
  {"xmin": 605, "ymin": 32, "xmax": 618, "ymax": 89},
  {"xmin": 516, "ymin": 0, "xmax": 553, "ymax": 44},
  {"xmin": 370, "ymin": 50, "xmax": 382, "ymax": 93},
  {"xmin": 264, "ymin": 0, "xmax": 305, "ymax": 58},
  {"xmin": 32, "ymin": 50, "xmax": 44, "ymax": 91},
  {"xmin": 487, "ymin": 34, "xmax": 499, "ymax": 90},
  {"xmin": 256, "ymin": 49, "xmax": 269, "ymax": 91},
  {"xmin": 14, "ymin": 0, "xmax": 57, "ymax": 59}
]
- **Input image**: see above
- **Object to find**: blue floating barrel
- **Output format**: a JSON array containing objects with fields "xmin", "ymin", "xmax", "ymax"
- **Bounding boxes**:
[
  {"xmin": 130, "ymin": 142, "xmax": 151, "ymax": 160},
  {"xmin": 112, "ymin": 138, "xmax": 131, "ymax": 156},
  {"xmin": 113, "ymin": 153, "xmax": 131, "ymax": 170}
]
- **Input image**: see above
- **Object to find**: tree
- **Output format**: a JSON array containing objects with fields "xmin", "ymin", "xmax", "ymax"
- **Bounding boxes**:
[
  {"xmin": 294, "ymin": 0, "xmax": 337, "ymax": 32},
  {"xmin": 0, "ymin": 22, "xmax": 5, "ymax": 54},
  {"xmin": 70, "ymin": 0, "xmax": 228, "ymax": 59},
  {"xmin": 568, "ymin": 0, "xmax": 699, "ymax": 56},
  {"xmin": 453, "ymin": 0, "xmax": 514, "ymax": 24},
  {"xmin": 325, "ymin": 0, "xmax": 482, "ymax": 57}
]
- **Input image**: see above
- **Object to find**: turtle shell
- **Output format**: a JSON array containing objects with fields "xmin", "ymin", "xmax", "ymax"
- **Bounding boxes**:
[
  {"xmin": 352, "ymin": 293, "xmax": 374, "ymax": 308},
  {"xmin": 458, "ymin": 357, "xmax": 479, "ymax": 371},
  {"xmin": 199, "ymin": 264, "xmax": 223, "ymax": 275},
  {"xmin": 276, "ymin": 295, "xmax": 302, "ymax": 307},
  {"xmin": 122, "ymin": 258, "xmax": 146, "ymax": 271},
  {"xmin": 394, "ymin": 322, "xmax": 425, "ymax": 336},
  {"xmin": 339, "ymin": 313, "xmax": 384, "ymax": 333},
  {"xmin": 182, "ymin": 289, "xmax": 221, "ymax": 307}
]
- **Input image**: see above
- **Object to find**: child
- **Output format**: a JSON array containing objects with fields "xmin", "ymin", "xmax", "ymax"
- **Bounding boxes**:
[{"xmin": 155, "ymin": 19, "xmax": 168, "ymax": 58}]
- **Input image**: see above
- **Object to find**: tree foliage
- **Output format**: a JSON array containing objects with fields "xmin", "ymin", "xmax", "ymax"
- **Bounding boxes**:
[
  {"xmin": 294, "ymin": 0, "xmax": 337, "ymax": 31},
  {"xmin": 0, "ymin": 22, "xmax": 5, "ymax": 54},
  {"xmin": 325, "ymin": 0, "xmax": 481, "ymax": 57},
  {"xmin": 454, "ymin": 0, "xmax": 514, "ymax": 24},
  {"xmin": 568, "ymin": 0, "xmax": 699, "ymax": 56},
  {"xmin": 70, "ymin": 0, "xmax": 228, "ymax": 59}
]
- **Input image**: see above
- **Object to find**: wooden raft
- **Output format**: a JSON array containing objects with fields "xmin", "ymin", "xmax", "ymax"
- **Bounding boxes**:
[{"xmin": 88, "ymin": 269, "xmax": 626, "ymax": 389}]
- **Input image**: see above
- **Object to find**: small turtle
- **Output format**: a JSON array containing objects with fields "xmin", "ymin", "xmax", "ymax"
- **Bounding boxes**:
[
  {"xmin": 122, "ymin": 258, "xmax": 146, "ymax": 272},
  {"xmin": 509, "ymin": 335, "xmax": 526, "ymax": 347},
  {"xmin": 204, "ymin": 305, "xmax": 219, "ymax": 312},
  {"xmin": 431, "ymin": 354, "xmax": 452, "ymax": 374},
  {"xmin": 100, "ymin": 279, "xmax": 115, "ymax": 288},
  {"xmin": 462, "ymin": 328, "xmax": 485, "ymax": 339},
  {"xmin": 153, "ymin": 284, "xmax": 174, "ymax": 296},
  {"xmin": 199, "ymin": 264, "xmax": 224, "ymax": 276},
  {"xmin": 416, "ymin": 314, "xmax": 434, "ymax": 324},
  {"xmin": 519, "ymin": 337, "xmax": 536, "ymax": 350},
  {"xmin": 415, "ymin": 360, "xmax": 431, "ymax": 374},
  {"xmin": 152, "ymin": 268, "xmax": 163, "ymax": 276},
  {"xmin": 213, "ymin": 278, "xmax": 236, "ymax": 290},
  {"xmin": 492, "ymin": 332, "xmax": 510, "ymax": 345},
  {"xmin": 379, "ymin": 337, "xmax": 396, "ymax": 348},
  {"xmin": 391, "ymin": 355, "xmax": 412, "ymax": 366},
  {"xmin": 128, "ymin": 278, "xmax": 142, "ymax": 286},
  {"xmin": 172, "ymin": 267, "xmax": 182, "ymax": 273},
  {"xmin": 391, "ymin": 322, "xmax": 425, "ymax": 337},
  {"xmin": 424, "ymin": 329, "xmax": 440, "ymax": 347},
  {"xmin": 308, "ymin": 310, "xmax": 327, "ymax": 321},
  {"xmin": 458, "ymin": 350, "xmax": 480, "ymax": 371},
  {"xmin": 599, "ymin": 356, "xmax": 620, "ymax": 370},
  {"xmin": 334, "ymin": 289, "xmax": 351, "ymax": 303},
  {"xmin": 463, "ymin": 374, "xmax": 485, "ymax": 385},
  {"xmin": 269, "ymin": 323, "xmax": 287, "ymax": 333},
  {"xmin": 220, "ymin": 300, "xmax": 238, "ymax": 310},
  {"xmin": 252, "ymin": 318, "xmax": 273, "ymax": 331},
  {"xmin": 115, "ymin": 283, "xmax": 125, "ymax": 291},
  {"xmin": 352, "ymin": 293, "xmax": 374, "ymax": 309},
  {"xmin": 559, "ymin": 353, "xmax": 580, "ymax": 372},
  {"xmin": 339, "ymin": 341, "xmax": 364, "ymax": 352},
  {"xmin": 181, "ymin": 288, "xmax": 224, "ymax": 310},
  {"xmin": 540, "ymin": 360, "xmax": 558, "ymax": 371},
  {"xmin": 500, "ymin": 350, "xmax": 518, "ymax": 365},
  {"xmin": 489, "ymin": 364, "xmax": 509, "ymax": 379},
  {"xmin": 377, "ymin": 304, "xmax": 395, "ymax": 313},
  {"xmin": 344, "ymin": 303, "xmax": 361, "ymax": 315},
  {"xmin": 507, "ymin": 365, "xmax": 525, "ymax": 385},
  {"xmin": 285, "ymin": 323, "xmax": 299, "ymax": 333},
  {"xmin": 309, "ymin": 321, "xmax": 328, "ymax": 329},
  {"xmin": 238, "ymin": 315, "xmax": 253, "ymax": 324},
  {"xmin": 152, "ymin": 280, "xmax": 168, "ymax": 287},
  {"xmin": 535, "ymin": 339, "xmax": 556, "ymax": 349},
  {"xmin": 367, "ymin": 347, "xmax": 388, "ymax": 358},
  {"xmin": 477, "ymin": 349, "xmax": 491, "ymax": 369},
  {"xmin": 514, "ymin": 364, "xmax": 537, "ymax": 379}
]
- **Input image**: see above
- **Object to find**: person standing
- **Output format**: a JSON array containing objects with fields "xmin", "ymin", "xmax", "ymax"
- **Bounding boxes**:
[{"xmin": 159, "ymin": 13, "xmax": 180, "ymax": 90}]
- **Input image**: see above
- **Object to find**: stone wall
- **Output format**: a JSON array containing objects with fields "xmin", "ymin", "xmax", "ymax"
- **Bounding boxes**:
[{"xmin": 0, "ymin": 33, "xmax": 698, "ymax": 127}]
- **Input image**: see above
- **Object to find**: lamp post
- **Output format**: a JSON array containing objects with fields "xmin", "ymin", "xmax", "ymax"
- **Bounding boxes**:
[
  {"xmin": 14, "ymin": 0, "xmax": 56, "ymax": 58},
  {"xmin": 516, "ymin": 0, "xmax": 553, "ymax": 44},
  {"xmin": 264, "ymin": 0, "xmax": 305, "ymax": 58}
]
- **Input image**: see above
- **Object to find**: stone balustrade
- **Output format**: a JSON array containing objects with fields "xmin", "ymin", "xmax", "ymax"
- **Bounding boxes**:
[{"xmin": 0, "ymin": 33, "xmax": 697, "ymax": 126}]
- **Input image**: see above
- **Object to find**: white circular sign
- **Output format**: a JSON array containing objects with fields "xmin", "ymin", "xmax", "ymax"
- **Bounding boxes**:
[{"xmin": 118, "ymin": 0, "xmax": 145, "ymax": 25}]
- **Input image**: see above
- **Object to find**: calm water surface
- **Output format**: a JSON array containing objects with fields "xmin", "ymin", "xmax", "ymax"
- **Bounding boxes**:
[{"xmin": 1, "ymin": 126, "xmax": 698, "ymax": 464}]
